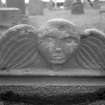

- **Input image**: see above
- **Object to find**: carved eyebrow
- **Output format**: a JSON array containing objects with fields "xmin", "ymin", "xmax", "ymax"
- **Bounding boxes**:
[
  {"xmin": 41, "ymin": 34, "xmax": 55, "ymax": 39},
  {"xmin": 62, "ymin": 36, "xmax": 76, "ymax": 39}
]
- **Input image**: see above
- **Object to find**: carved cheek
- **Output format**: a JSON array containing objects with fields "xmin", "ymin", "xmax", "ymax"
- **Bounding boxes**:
[
  {"xmin": 40, "ymin": 41, "xmax": 55, "ymax": 54},
  {"xmin": 47, "ymin": 42, "xmax": 55, "ymax": 52},
  {"xmin": 64, "ymin": 41, "xmax": 79, "ymax": 54}
]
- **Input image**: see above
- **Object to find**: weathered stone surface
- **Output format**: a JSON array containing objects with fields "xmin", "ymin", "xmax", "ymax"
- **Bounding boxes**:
[
  {"xmin": 28, "ymin": 0, "xmax": 44, "ymax": 15},
  {"xmin": 7, "ymin": 0, "xmax": 25, "ymax": 14},
  {"xmin": 0, "ymin": 19, "xmax": 105, "ymax": 72},
  {"xmin": 0, "ymin": 85, "xmax": 105, "ymax": 96},
  {"xmin": 0, "ymin": 8, "xmax": 22, "ymax": 27},
  {"xmin": 77, "ymin": 28, "xmax": 105, "ymax": 71},
  {"xmin": 37, "ymin": 18, "xmax": 105, "ymax": 71},
  {"xmin": 71, "ymin": 2, "xmax": 84, "ymax": 14},
  {"xmin": 0, "ymin": 85, "xmax": 105, "ymax": 105},
  {"xmin": 0, "ymin": 24, "xmax": 37, "ymax": 70},
  {"xmin": 37, "ymin": 18, "xmax": 82, "ymax": 70},
  {"xmin": 64, "ymin": 0, "xmax": 73, "ymax": 9}
]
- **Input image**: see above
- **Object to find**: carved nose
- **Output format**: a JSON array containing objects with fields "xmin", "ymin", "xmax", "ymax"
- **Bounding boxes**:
[
  {"xmin": 55, "ymin": 47, "xmax": 62, "ymax": 52},
  {"xmin": 55, "ymin": 41, "xmax": 62, "ymax": 52}
]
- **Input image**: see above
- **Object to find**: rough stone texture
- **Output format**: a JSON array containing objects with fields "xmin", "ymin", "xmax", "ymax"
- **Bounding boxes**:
[
  {"xmin": 0, "ymin": 24, "xmax": 37, "ymax": 70},
  {"xmin": 7, "ymin": 0, "xmax": 25, "ymax": 14},
  {"xmin": 0, "ymin": 85, "xmax": 104, "ymax": 96},
  {"xmin": 64, "ymin": 0, "xmax": 73, "ymax": 9},
  {"xmin": 0, "ymin": 19, "xmax": 105, "ymax": 73},
  {"xmin": 71, "ymin": 2, "xmax": 84, "ymax": 14},
  {"xmin": 37, "ymin": 19, "xmax": 105, "ymax": 72},
  {"xmin": 0, "ymin": 86, "xmax": 105, "ymax": 105},
  {"xmin": 28, "ymin": 0, "xmax": 44, "ymax": 15},
  {"xmin": 0, "ymin": 8, "xmax": 22, "ymax": 27},
  {"xmin": 78, "ymin": 28, "xmax": 105, "ymax": 71}
]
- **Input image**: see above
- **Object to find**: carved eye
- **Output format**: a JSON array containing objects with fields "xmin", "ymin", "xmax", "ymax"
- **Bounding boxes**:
[
  {"xmin": 64, "ymin": 38, "xmax": 74, "ymax": 44},
  {"xmin": 40, "ymin": 37, "xmax": 55, "ymax": 48},
  {"xmin": 66, "ymin": 38, "xmax": 73, "ymax": 43},
  {"xmin": 46, "ymin": 37, "xmax": 54, "ymax": 42},
  {"xmin": 63, "ymin": 37, "xmax": 79, "ymax": 47},
  {"xmin": 42, "ymin": 36, "xmax": 55, "ymax": 44}
]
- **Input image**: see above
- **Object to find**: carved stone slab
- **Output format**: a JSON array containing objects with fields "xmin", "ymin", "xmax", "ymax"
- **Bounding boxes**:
[{"xmin": 0, "ymin": 85, "xmax": 105, "ymax": 105}]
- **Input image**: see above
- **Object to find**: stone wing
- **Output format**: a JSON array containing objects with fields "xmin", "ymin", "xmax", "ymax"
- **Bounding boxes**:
[
  {"xmin": 0, "ymin": 24, "xmax": 38, "ymax": 70},
  {"xmin": 76, "ymin": 28, "xmax": 105, "ymax": 71}
]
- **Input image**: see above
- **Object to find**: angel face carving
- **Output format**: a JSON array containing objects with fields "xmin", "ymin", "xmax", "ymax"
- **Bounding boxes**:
[{"xmin": 38, "ymin": 28, "xmax": 79, "ymax": 65}]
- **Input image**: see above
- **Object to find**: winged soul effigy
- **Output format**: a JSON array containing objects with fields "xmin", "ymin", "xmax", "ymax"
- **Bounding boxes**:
[{"xmin": 0, "ymin": 18, "xmax": 104, "ymax": 71}]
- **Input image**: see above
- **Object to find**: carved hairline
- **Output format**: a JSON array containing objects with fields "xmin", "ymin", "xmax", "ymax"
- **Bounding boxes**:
[
  {"xmin": 38, "ymin": 18, "xmax": 83, "ymax": 38},
  {"xmin": 47, "ymin": 18, "xmax": 76, "ymax": 26}
]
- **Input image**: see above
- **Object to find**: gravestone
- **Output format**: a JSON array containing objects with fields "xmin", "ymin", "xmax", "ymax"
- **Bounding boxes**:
[
  {"xmin": 0, "ymin": 19, "xmax": 104, "ymax": 105},
  {"xmin": 28, "ymin": 0, "xmax": 44, "ymax": 15},
  {"xmin": 0, "ymin": 19, "xmax": 105, "ymax": 73},
  {"xmin": 48, "ymin": 0, "xmax": 55, "ymax": 10},
  {"xmin": 0, "ymin": 21, "xmax": 104, "ymax": 105},
  {"xmin": 64, "ymin": 0, "xmax": 73, "ymax": 9},
  {"xmin": 0, "ymin": 0, "xmax": 2, "ymax": 7},
  {"xmin": 0, "ymin": 8, "xmax": 22, "ymax": 27},
  {"xmin": 71, "ymin": 1, "xmax": 84, "ymax": 14},
  {"xmin": 7, "ymin": 0, "xmax": 25, "ymax": 14},
  {"xmin": 93, "ymin": 0, "xmax": 101, "ymax": 9}
]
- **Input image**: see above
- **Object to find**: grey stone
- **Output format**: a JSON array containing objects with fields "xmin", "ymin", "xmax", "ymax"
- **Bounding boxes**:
[
  {"xmin": 71, "ymin": 2, "xmax": 84, "ymax": 14},
  {"xmin": 0, "ymin": 85, "xmax": 105, "ymax": 105},
  {"xmin": 0, "ymin": 19, "xmax": 105, "ymax": 72},
  {"xmin": 0, "ymin": 24, "xmax": 37, "ymax": 70}
]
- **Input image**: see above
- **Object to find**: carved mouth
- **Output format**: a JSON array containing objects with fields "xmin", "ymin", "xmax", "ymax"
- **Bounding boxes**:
[
  {"xmin": 50, "ymin": 56, "xmax": 66, "ymax": 64},
  {"xmin": 53, "ymin": 56, "xmax": 64, "ymax": 59},
  {"xmin": 52, "ymin": 53, "xmax": 65, "ymax": 58},
  {"xmin": 52, "ymin": 55, "xmax": 65, "ymax": 60},
  {"xmin": 49, "ymin": 53, "xmax": 66, "ymax": 64}
]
